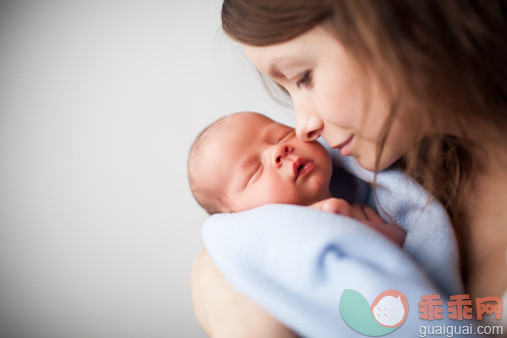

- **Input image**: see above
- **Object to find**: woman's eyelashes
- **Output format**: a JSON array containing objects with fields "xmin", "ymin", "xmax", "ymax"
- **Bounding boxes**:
[{"xmin": 296, "ymin": 70, "xmax": 312, "ymax": 89}]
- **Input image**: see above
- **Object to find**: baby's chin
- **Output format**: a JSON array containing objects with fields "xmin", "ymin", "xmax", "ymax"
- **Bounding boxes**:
[
  {"xmin": 295, "ymin": 183, "xmax": 332, "ymax": 206},
  {"xmin": 305, "ymin": 171, "xmax": 332, "ymax": 202}
]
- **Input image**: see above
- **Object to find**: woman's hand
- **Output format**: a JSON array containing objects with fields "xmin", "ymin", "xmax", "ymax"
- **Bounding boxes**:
[{"xmin": 190, "ymin": 249, "xmax": 297, "ymax": 337}]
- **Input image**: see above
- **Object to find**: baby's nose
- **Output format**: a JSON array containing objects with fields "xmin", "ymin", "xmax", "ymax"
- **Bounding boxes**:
[{"xmin": 273, "ymin": 144, "xmax": 293, "ymax": 167}]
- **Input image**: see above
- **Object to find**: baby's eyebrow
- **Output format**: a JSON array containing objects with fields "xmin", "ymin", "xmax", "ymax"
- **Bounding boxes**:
[
  {"xmin": 260, "ymin": 123, "xmax": 282, "ymax": 142},
  {"xmin": 259, "ymin": 124, "xmax": 271, "ymax": 142}
]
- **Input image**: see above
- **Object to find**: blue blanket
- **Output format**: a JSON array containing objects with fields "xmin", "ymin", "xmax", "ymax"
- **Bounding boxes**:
[{"xmin": 202, "ymin": 146, "xmax": 474, "ymax": 337}]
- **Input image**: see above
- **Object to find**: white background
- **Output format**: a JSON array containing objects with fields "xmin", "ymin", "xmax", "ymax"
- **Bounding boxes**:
[{"xmin": 0, "ymin": 1, "xmax": 295, "ymax": 337}]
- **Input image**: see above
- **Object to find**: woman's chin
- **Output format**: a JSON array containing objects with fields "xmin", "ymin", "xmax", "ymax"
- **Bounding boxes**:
[{"xmin": 356, "ymin": 154, "xmax": 395, "ymax": 172}]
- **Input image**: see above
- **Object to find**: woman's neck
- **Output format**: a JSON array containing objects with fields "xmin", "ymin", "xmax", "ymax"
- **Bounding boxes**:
[{"xmin": 464, "ymin": 138, "xmax": 507, "ymax": 298}]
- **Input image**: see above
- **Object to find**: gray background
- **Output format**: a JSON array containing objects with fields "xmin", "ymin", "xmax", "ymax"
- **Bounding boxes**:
[{"xmin": 0, "ymin": 1, "xmax": 295, "ymax": 337}]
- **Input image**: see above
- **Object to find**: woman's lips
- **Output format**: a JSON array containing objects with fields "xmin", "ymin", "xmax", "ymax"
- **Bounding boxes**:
[
  {"xmin": 293, "ymin": 159, "xmax": 314, "ymax": 180},
  {"xmin": 333, "ymin": 135, "xmax": 354, "ymax": 156}
]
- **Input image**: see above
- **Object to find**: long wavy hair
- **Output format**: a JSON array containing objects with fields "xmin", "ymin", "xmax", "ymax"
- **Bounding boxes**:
[{"xmin": 222, "ymin": 0, "xmax": 507, "ymax": 288}]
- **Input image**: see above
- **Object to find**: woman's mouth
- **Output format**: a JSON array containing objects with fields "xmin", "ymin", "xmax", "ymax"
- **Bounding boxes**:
[
  {"xmin": 333, "ymin": 135, "xmax": 354, "ymax": 156},
  {"xmin": 293, "ymin": 159, "xmax": 314, "ymax": 181}
]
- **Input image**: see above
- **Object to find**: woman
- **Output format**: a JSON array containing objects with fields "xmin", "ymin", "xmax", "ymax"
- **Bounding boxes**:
[{"xmin": 192, "ymin": 1, "xmax": 507, "ymax": 336}]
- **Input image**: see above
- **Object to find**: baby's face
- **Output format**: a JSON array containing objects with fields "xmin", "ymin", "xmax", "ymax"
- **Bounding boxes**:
[{"xmin": 202, "ymin": 113, "xmax": 332, "ymax": 212}]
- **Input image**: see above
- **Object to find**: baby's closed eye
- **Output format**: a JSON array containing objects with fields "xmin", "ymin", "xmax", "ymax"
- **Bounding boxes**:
[
  {"xmin": 246, "ymin": 162, "xmax": 263, "ymax": 187},
  {"xmin": 277, "ymin": 130, "xmax": 295, "ymax": 144}
]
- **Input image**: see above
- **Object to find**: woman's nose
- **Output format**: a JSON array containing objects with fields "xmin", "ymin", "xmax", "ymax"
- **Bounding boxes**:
[
  {"xmin": 295, "ymin": 114, "xmax": 323, "ymax": 142},
  {"xmin": 272, "ymin": 144, "xmax": 293, "ymax": 168}
]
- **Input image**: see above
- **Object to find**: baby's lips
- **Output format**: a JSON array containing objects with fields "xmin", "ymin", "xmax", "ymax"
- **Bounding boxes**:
[
  {"xmin": 293, "ymin": 158, "xmax": 307, "ymax": 180},
  {"xmin": 293, "ymin": 158, "xmax": 313, "ymax": 180}
]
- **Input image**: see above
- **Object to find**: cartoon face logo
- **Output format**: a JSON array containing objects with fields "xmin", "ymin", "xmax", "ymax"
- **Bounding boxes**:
[
  {"xmin": 340, "ymin": 289, "xmax": 409, "ymax": 336},
  {"xmin": 371, "ymin": 290, "xmax": 409, "ymax": 327}
]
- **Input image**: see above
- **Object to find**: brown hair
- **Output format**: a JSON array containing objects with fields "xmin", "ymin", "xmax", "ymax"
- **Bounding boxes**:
[{"xmin": 222, "ymin": 0, "xmax": 507, "ymax": 287}]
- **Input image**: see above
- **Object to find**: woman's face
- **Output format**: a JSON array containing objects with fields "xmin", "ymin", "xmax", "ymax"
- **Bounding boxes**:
[{"xmin": 243, "ymin": 24, "xmax": 424, "ymax": 171}]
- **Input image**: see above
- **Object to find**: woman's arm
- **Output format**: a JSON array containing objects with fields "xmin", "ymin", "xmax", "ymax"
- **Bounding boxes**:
[{"xmin": 190, "ymin": 249, "xmax": 297, "ymax": 338}]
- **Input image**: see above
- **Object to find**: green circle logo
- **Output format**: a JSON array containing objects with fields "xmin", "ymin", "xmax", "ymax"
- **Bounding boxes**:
[{"xmin": 339, "ymin": 289, "xmax": 409, "ymax": 336}]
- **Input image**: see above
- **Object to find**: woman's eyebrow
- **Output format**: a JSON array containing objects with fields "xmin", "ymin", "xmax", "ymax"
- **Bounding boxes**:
[
  {"xmin": 266, "ymin": 55, "xmax": 285, "ymax": 78},
  {"xmin": 268, "ymin": 64, "xmax": 285, "ymax": 79},
  {"xmin": 267, "ymin": 56, "xmax": 299, "ymax": 79},
  {"xmin": 268, "ymin": 58, "xmax": 307, "ymax": 81}
]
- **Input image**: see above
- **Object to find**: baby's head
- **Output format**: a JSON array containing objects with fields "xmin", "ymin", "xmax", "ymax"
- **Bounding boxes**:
[{"xmin": 188, "ymin": 112, "xmax": 332, "ymax": 214}]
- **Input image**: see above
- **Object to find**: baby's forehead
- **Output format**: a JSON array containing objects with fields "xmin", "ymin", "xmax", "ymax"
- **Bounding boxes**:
[
  {"xmin": 230, "ymin": 114, "xmax": 290, "ymax": 142},
  {"xmin": 203, "ymin": 113, "xmax": 293, "ymax": 159},
  {"xmin": 233, "ymin": 113, "xmax": 293, "ymax": 134},
  {"xmin": 229, "ymin": 112, "xmax": 274, "ymax": 126},
  {"xmin": 203, "ymin": 113, "xmax": 282, "ymax": 159}
]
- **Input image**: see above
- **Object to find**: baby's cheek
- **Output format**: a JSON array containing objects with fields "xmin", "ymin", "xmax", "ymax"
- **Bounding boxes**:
[
  {"xmin": 265, "ymin": 184, "xmax": 305, "ymax": 205},
  {"xmin": 309, "ymin": 171, "xmax": 330, "ymax": 194}
]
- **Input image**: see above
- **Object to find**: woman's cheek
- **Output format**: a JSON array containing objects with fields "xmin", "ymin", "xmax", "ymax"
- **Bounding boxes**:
[{"xmin": 321, "ymin": 88, "xmax": 362, "ymax": 129}]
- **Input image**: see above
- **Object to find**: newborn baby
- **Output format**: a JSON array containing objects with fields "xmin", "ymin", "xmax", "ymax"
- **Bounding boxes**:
[{"xmin": 188, "ymin": 112, "xmax": 406, "ymax": 246}]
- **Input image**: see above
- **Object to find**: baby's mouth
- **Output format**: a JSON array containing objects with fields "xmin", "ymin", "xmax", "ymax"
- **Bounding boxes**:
[{"xmin": 293, "ymin": 158, "xmax": 314, "ymax": 181}]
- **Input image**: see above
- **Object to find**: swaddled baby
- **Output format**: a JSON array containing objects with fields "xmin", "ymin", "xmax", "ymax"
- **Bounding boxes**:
[{"xmin": 188, "ymin": 112, "xmax": 406, "ymax": 246}]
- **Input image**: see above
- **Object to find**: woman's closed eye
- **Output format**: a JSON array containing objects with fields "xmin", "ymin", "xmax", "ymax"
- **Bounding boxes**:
[{"xmin": 296, "ymin": 70, "xmax": 312, "ymax": 89}]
